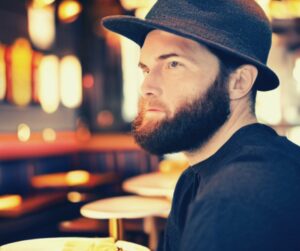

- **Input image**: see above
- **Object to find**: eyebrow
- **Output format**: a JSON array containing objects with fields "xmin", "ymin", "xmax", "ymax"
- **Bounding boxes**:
[{"xmin": 138, "ymin": 53, "xmax": 181, "ymax": 69}]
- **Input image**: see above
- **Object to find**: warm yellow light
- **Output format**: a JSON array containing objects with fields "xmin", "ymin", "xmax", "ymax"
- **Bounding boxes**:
[
  {"xmin": 32, "ymin": 0, "xmax": 56, "ymax": 8},
  {"xmin": 120, "ymin": 0, "xmax": 156, "ymax": 18},
  {"xmin": 60, "ymin": 55, "xmax": 82, "ymax": 108},
  {"xmin": 120, "ymin": 0, "xmax": 156, "ymax": 10},
  {"xmin": 269, "ymin": 1, "xmax": 290, "ymax": 19},
  {"xmin": 65, "ymin": 170, "xmax": 90, "ymax": 186},
  {"xmin": 11, "ymin": 38, "xmax": 32, "ymax": 106},
  {"xmin": 256, "ymin": 88, "xmax": 282, "ymax": 125},
  {"xmin": 255, "ymin": 0, "xmax": 271, "ymax": 16},
  {"xmin": 287, "ymin": 1, "xmax": 300, "ymax": 18},
  {"xmin": 269, "ymin": 0, "xmax": 300, "ymax": 19},
  {"xmin": 287, "ymin": 126, "xmax": 300, "ymax": 146},
  {"xmin": 293, "ymin": 58, "xmax": 300, "ymax": 83},
  {"xmin": 0, "ymin": 44, "xmax": 6, "ymax": 100},
  {"xmin": 0, "ymin": 195, "xmax": 22, "ymax": 210},
  {"xmin": 17, "ymin": 124, "xmax": 31, "ymax": 142},
  {"xmin": 159, "ymin": 159, "xmax": 189, "ymax": 173},
  {"xmin": 120, "ymin": 36, "xmax": 143, "ymax": 122},
  {"xmin": 43, "ymin": 0, "xmax": 56, "ymax": 4},
  {"xmin": 135, "ymin": 7, "xmax": 153, "ymax": 19},
  {"xmin": 120, "ymin": 0, "xmax": 140, "ymax": 10},
  {"xmin": 42, "ymin": 128, "xmax": 56, "ymax": 142},
  {"xmin": 28, "ymin": 4, "xmax": 55, "ymax": 50},
  {"xmin": 67, "ymin": 191, "xmax": 84, "ymax": 203},
  {"xmin": 58, "ymin": 0, "xmax": 82, "ymax": 23},
  {"xmin": 38, "ymin": 55, "xmax": 60, "ymax": 113}
]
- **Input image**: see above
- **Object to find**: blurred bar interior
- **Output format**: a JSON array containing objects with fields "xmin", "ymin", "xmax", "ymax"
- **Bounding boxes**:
[{"xmin": 0, "ymin": 0, "xmax": 300, "ymax": 247}]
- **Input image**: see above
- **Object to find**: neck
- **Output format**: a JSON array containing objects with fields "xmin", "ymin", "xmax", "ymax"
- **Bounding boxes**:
[{"xmin": 184, "ymin": 106, "xmax": 257, "ymax": 166}]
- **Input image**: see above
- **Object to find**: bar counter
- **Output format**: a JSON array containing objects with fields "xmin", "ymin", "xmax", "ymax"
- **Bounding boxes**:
[{"xmin": 0, "ymin": 132, "xmax": 140, "ymax": 160}]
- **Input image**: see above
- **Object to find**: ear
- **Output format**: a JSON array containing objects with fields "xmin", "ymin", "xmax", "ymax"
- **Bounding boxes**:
[{"xmin": 228, "ymin": 65, "xmax": 258, "ymax": 100}]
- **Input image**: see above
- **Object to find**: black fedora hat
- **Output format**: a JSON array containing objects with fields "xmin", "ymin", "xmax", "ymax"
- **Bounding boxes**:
[{"xmin": 102, "ymin": 0, "xmax": 279, "ymax": 91}]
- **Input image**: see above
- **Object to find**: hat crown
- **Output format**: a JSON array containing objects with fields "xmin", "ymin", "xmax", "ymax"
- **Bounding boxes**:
[
  {"xmin": 102, "ymin": 0, "xmax": 279, "ymax": 90},
  {"xmin": 146, "ymin": 0, "xmax": 272, "ymax": 64}
]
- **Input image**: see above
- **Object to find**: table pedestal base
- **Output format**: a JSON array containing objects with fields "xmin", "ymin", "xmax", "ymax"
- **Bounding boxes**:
[{"xmin": 109, "ymin": 218, "xmax": 124, "ymax": 240}]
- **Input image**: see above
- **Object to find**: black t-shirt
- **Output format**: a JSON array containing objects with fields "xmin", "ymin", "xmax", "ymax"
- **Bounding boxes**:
[{"xmin": 159, "ymin": 123, "xmax": 300, "ymax": 251}]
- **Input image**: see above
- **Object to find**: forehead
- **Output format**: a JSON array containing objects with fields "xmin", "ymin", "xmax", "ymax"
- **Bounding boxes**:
[{"xmin": 140, "ymin": 29, "xmax": 213, "ymax": 60}]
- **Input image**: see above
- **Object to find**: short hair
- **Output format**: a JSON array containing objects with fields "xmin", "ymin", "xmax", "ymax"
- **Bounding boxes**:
[{"xmin": 208, "ymin": 47, "xmax": 258, "ymax": 114}]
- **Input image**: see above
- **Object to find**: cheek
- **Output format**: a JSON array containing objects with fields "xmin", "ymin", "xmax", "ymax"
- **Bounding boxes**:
[
  {"xmin": 166, "ymin": 86, "xmax": 205, "ymax": 118},
  {"xmin": 160, "ymin": 72, "xmax": 210, "ymax": 116},
  {"xmin": 164, "ymin": 95, "xmax": 190, "ymax": 118}
]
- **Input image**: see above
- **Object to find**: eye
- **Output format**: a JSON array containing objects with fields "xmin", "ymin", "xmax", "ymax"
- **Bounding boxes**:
[{"xmin": 167, "ymin": 61, "xmax": 182, "ymax": 69}]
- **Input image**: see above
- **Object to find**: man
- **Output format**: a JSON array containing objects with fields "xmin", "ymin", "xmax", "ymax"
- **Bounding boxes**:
[{"xmin": 103, "ymin": 0, "xmax": 300, "ymax": 250}]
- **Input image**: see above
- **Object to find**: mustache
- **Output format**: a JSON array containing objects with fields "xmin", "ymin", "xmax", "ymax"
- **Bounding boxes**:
[{"xmin": 138, "ymin": 97, "xmax": 169, "ymax": 112}]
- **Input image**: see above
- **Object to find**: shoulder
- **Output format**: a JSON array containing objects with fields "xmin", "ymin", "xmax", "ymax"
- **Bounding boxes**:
[
  {"xmin": 193, "ymin": 153, "xmax": 300, "ymax": 229},
  {"xmin": 201, "ymin": 149, "xmax": 300, "ymax": 198},
  {"xmin": 232, "ymin": 124, "xmax": 300, "ymax": 165},
  {"xmin": 182, "ymin": 158, "xmax": 300, "ymax": 250},
  {"xmin": 180, "ymin": 126, "xmax": 300, "ymax": 250},
  {"xmin": 216, "ymin": 131, "xmax": 300, "ymax": 188}
]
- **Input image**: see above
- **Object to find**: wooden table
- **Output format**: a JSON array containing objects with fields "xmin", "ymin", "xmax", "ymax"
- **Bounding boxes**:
[
  {"xmin": 121, "ymin": 171, "xmax": 182, "ymax": 249},
  {"xmin": 122, "ymin": 172, "xmax": 181, "ymax": 200},
  {"xmin": 80, "ymin": 195, "xmax": 171, "ymax": 241}
]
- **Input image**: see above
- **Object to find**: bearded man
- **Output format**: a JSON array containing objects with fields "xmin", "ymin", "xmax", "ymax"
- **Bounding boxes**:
[{"xmin": 103, "ymin": 1, "xmax": 300, "ymax": 250}]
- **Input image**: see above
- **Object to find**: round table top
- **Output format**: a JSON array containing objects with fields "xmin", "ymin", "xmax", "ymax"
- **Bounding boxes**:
[
  {"xmin": 0, "ymin": 237, "xmax": 150, "ymax": 251},
  {"xmin": 80, "ymin": 195, "xmax": 171, "ymax": 220},
  {"xmin": 122, "ymin": 172, "xmax": 180, "ymax": 199}
]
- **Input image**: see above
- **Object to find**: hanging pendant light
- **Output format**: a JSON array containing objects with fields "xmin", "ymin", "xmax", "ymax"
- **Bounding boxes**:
[
  {"xmin": 0, "ymin": 44, "xmax": 6, "ymax": 101},
  {"xmin": 38, "ymin": 55, "xmax": 60, "ymax": 113},
  {"xmin": 11, "ymin": 38, "xmax": 32, "ymax": 106},
  {"xmin": 60, "ymin": 55, "xmax": 82, "ymax": 109},
  {"xmin": 58, "ymin": 0, "xmax": 82, "ymax": 23},
  {"xmin": 28, "ymin": 2, "xmax": 56, "ymax": 50}
]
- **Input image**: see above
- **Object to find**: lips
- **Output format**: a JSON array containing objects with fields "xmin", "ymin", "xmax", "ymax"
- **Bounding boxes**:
[
  {"xmin": 139, "ymin": 98, "xmax": 167, "ymax": 114},
  {"xmin": 146, "ymin": 107, "xmax": 163, "ymax": 112}
]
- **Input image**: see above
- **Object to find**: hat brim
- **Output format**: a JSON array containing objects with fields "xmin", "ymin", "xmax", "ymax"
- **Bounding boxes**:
[{"xmin": 102, "ymin": 15, "xmax": 279, "ymax": 91}]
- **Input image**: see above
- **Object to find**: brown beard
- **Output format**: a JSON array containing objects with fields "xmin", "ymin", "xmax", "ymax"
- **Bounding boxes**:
[{"xmin": 132, "ymin": 73, "xmax": 230, "ymax": 155}]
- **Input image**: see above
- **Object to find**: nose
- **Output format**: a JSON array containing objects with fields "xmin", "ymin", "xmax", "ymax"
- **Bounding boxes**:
[{"xmin": 140, "ymin": 71, "xmax": 163, "ymax": 98}]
